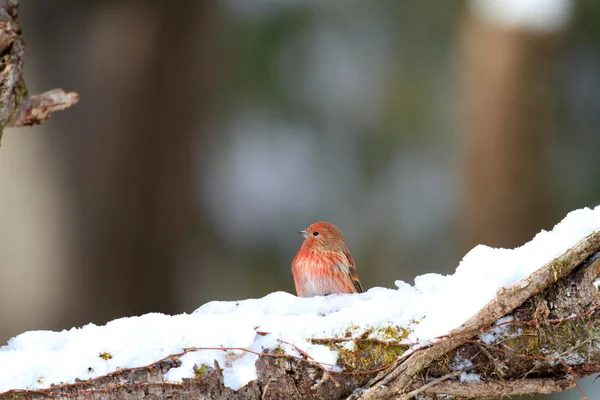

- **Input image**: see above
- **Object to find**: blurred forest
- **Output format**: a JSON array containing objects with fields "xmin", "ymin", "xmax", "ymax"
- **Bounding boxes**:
[{"xmin": 0, "ymin": 1, "xmax": 599, "ymax": 398}]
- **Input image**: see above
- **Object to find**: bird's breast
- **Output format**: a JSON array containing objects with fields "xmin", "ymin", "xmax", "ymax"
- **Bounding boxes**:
[{"xmin": 292, "ymin": 251, "xmax": 356, "ymax": 297}]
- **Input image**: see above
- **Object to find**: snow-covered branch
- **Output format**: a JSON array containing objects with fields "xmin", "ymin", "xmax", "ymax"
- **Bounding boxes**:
[
  {"xmin": 0, "ymin": 0, "xmax": 78, "ymax": 145},
  {"xmin": 358, "ymin": 229, "xmax": 600, "ymax": 400},
  {"xmin": 2, "ymin": 208, "xmax": 600, "ymax": 399}
]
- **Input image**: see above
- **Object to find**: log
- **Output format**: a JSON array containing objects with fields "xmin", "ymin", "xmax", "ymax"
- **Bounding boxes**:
[{"xmin": 1, "ymin": 231, "xmax": 599, "ymax": 399}]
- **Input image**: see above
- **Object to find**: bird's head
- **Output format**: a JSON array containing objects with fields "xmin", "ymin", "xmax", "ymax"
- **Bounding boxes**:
[{"xmin": 298, "ymin": 221, "xmax": 348, "ymax": 252}]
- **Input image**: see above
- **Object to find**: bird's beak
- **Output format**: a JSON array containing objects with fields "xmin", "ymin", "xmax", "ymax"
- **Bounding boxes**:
[{"xmin": 298, "ymin": 230, "xmax": 308, "ymax": 239}]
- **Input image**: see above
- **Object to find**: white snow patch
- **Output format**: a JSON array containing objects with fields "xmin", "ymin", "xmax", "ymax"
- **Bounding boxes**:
[
  {"xmin": 451, "ymin": 357, "xmax": 473, "ymax": 371},
  {"xmin": 593, "ymin": 278, "xmax": 600, "ymax": 290},
  {"xmin": 460, "ymin": 372, "xmax": 481, "ymax": 383},
  {"xmin": 478, "ymin": 316, "xmax": 515, "ymax": 345},
  {"xmin": 1, "ymin": 206, "xmax": 600, "ymax": 393}
]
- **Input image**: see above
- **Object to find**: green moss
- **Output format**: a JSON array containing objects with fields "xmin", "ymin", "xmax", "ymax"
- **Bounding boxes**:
[
  {"xmin": 376, "ymin": 325, "xmax": 412, "ymax": 341},
  {"xmin": 14, "ymin": 79, "xmax": 28, "ymax": 100},
  {"xmin": 335, "ymin": 340, "xmax": 406, "ymax": 372},
  {"xmin": 99, "ymin": 352, "xmax": 113, "ymax": 360},
  {"xmin": 268, "ymin": 345, "xmax": 289, "ymax": 369},
  {"xmin": 313, "ymin": 325, "xmax": 412, "ymax": 373},
  {"xmin": 502, "ymin": 315, "xmax": 600, "ymax": 362},
  {"xmin": 503, "ymin": 325, "xmax": 540, "ymax": 355},
  {"xmin": 270, "ymin": 345, "xmax": 285, "ymax": 355},
  {"xmin": 193, "ymin": 363, "xmax": 208, "ymax": 379}
]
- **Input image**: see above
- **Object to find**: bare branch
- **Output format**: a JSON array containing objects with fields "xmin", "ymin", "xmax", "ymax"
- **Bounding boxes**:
[
  {"xmin": 7, "ymin": 89, "xmax": 79, "ymax": 127},
  {"xmin": 0, "ymin": 0, "xmax": 78, "ymax": 143}
]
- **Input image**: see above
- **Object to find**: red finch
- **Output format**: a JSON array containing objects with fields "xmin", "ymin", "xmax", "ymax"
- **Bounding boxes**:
[{"xmin": 292, "ymin": 222, "xmax": 363, "ymax": 297}]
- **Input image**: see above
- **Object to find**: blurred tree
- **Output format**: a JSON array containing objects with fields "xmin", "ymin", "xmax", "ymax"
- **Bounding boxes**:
[
  {"xmin": 22, "ymin": 0, "xmax": 222, "ymax": 327},
  {"xmin": 459, "ymin": 5, "xmax": 565, "ymax": 251}
]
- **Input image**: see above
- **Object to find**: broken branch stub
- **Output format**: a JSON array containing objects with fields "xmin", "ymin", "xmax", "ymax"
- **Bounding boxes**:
[{"xmin": 0, "ymin": 0, "xmax": 78, "ymax": 144}]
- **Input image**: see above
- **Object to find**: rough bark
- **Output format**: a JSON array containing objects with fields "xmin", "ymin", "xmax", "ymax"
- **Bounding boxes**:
[
  {"xmin": 0, "ymin": 0, "xmax": 77, "ymax": 145},
  {"xmin": 0, "ymin": 352, "xmax": 366, "ymax": 400},
  {"xmin": 355, "ymin": 231, "xmax": 600, "ymax": 400},
  {"xmin": 1, "ymin": 231, "xmax": 600, "ymax": 400}
]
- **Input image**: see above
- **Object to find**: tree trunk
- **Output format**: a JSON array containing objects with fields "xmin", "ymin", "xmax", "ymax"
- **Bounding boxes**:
[{"xmin": 459, "ymin": 8, "xmax": 561, "ymax": 251}]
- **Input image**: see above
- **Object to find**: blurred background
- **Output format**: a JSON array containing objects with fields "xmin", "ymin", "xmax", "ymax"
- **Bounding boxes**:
[{"xmin": 0, "ymin": 0, "xmax": 598, "ymax": 398}]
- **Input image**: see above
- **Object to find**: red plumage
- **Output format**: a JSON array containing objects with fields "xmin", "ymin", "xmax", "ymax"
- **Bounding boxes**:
[{"xmin": 292, "ymin": 222, "xmax": 363, "ymax": 297}]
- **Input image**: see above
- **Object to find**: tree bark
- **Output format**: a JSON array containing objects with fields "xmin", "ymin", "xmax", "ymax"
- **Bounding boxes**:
[
  {"xmin": 356, "ymin": 231, "xmax": 600, "ymax": 400},
  {"xmin": 0, "ymin": 0, "xmax": 77, "ymax": 145}
]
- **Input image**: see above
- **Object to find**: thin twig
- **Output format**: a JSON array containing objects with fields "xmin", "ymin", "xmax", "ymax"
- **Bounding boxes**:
[
  {"xmin": 278, "ymin": 339, "xmax": 340, "ymax": 387},
  {"xmin": 464, "ymin": 339, "xmax": 588, "ymax": 400},
  {"xmin": 398, "ymin": 371, "xmax": 462, "ymax": 400}
]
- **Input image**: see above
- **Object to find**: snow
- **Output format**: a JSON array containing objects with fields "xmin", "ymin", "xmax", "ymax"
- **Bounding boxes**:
[
  {"xmin": 451, "ymin": 357, "xmax": 473, "ymax": 371},
  {"xmin": 594, "ymin": 278, "xmax": 600, "ymax": 291},
  {"xmin": 1, "ymin": 206, "xmax": 600, "ymax": 393},
  {"xmin": 478, "ymin": 316, "xmax": 516, "ymax": 345},
  {"xmin": 460, "ymin": 372, "xmax": 481, "ymax": 383}
]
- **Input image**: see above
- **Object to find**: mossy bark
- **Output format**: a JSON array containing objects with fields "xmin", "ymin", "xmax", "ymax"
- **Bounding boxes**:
[{"xmin": 358, "ymin": 231, "xmax": 600, "ymax": 400}]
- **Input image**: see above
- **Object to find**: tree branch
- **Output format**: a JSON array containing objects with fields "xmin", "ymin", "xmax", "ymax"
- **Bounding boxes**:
[
  {"xmin": 1, "ymin": 232, "xmax": 600, "ymax": 399},
  {"xmin": 0, "ymin": 0, "xmax": 78, "ymax": 144},
  {"xmin": 7, "ymin": 89, "xmax": 79, "ymax": 128},
  {"xmin": 355, "ymin": 231, "xmax": 600, "ymax": 400}
]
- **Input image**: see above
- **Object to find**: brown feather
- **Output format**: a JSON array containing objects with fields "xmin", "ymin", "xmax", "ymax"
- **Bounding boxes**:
[{"xmin": 343, "ymin": 250, "xmax": 363, "ymax": 293}]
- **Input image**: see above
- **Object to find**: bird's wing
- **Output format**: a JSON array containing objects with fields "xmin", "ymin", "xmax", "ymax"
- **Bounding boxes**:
[{"xmin": 341, "ymin": 251, "xmax": 363, "ymax": 293}]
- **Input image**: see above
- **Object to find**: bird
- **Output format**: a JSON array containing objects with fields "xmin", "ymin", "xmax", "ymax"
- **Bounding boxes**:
[{"xmin": 291, "ymin": 221, "xmax": 363, "ymax": 297}]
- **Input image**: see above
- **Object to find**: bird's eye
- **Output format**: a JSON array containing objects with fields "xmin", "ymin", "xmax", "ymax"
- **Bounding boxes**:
[{"xmin": 313, "ymin": 231, "xmax": 319, "ymax": 236}]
